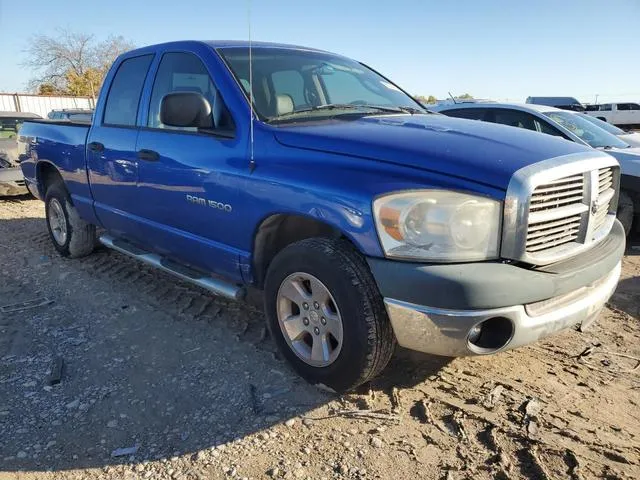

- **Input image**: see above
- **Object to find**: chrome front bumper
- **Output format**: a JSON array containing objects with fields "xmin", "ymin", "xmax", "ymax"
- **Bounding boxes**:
[{"xmin": 384, "ymin": 262, "xmax": 621, "ymax": 357}]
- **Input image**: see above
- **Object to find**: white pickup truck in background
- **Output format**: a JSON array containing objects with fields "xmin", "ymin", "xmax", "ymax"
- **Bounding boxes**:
[{"xmin": 585, "ymin": 102, "xmax": 640, "ymax": 127}]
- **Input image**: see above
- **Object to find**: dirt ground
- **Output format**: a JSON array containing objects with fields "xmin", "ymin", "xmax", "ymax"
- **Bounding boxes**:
[{"xmin": 0, "ymin": 197, "xmax": 638, "ymax": 480}]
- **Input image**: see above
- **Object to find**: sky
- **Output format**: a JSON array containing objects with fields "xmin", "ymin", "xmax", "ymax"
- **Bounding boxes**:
[{"xmin": 0, "ymin": 0, "xmax": 639, "ymax": 103}]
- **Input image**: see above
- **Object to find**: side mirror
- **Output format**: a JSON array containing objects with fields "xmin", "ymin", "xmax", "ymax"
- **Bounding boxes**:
[{"xmin": 160, "ymin": 92, "xmax": 213, "ymax": 128}]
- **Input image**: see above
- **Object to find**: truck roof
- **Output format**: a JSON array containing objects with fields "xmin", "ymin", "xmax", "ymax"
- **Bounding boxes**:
[{"xmin": 124, "ymin": 40, "xmax": 331, "ymax": 58}]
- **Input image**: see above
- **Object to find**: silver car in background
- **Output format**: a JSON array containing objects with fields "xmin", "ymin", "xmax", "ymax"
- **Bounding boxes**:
[
  {"xmin": 581, "ymin": 114, "xmax": 640, "ymax": 148},
  {"xmin": 432, "ymin": 102, "xmax": 640, "ymax": 235}
]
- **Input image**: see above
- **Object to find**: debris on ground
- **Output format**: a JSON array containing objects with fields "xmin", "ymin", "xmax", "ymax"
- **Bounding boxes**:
[
  {"xmin": 0, "ymin": 297, "xmax": 53, "ymax": 313},
  {"xmin": 483, "ymin": 384, "xmax": 504, "ymax": 409},
  {"xmin": 46, "ymin": 356, "xmax": 64, "ymax": 385},
  {"xmin": 111, "ymin": 445, "xmax": 139, "ymax": 457}
]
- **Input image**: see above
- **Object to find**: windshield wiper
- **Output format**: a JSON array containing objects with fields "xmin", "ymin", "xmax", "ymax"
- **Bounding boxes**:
[
  {"xmin": 335, "ymin": 104, "xmax": 426, "ymax": 115},
  {"xmin": 281, "ymin": 104, "xmax": 427, "ymax": 123},
  {"xmin": 269, "ymin": 103, "xmax": 428, "ymax": 122}
]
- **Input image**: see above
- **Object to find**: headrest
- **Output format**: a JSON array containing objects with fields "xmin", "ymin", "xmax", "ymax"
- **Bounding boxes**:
[{"xmin": 276, "ymin": 94, "xmax": 294, "ymax": 115}]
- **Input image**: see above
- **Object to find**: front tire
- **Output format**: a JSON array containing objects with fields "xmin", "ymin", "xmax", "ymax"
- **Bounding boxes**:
[
  {"xmin": 45, "ymin": 182, "xmax": 96, "ymax": 258},
  {"xmin": 264, "ymin": 238, "xmax": 395, "ymax": 392}
]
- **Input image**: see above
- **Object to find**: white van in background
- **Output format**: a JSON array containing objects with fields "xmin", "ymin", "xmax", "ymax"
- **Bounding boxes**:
[{"xmin": 585, "ymin": 102, "xmax": 640, "ymax": 127}]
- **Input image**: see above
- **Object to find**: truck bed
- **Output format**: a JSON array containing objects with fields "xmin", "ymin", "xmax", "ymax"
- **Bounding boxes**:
[
  {"xmin": 18, "ymin": 119, "xmax": 91, "ymax": 202},
  {"xmin": 24, "ymin": 118, "xmax": 92, "ymax": 127}
]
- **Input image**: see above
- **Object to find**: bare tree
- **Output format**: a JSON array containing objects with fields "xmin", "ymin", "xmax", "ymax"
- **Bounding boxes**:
[{"xmin": 24, "ymin": 29, "xmax": 134, "ymax": 97}]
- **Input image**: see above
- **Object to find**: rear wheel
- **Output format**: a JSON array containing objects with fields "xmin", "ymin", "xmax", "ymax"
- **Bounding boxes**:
[
  {"xmin": 45, "ymin": 182, "xmax": 96, "ymax": 258},
  {"xmin": 264, "ymin": 238, "xmax": 395, "ymax": 392}
]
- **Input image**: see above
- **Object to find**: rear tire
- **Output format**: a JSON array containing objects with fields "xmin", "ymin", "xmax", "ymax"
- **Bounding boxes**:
[
  {"xmin": 264, "ymin": 238, "xmax": 395, "ymax": 392},
  {"xmin": 617, "ymin": 190, "xmax": 634, "ymax": 237},
  {"xmin": 45, "ymin": 182, "xmax": 96, "ymax": 258}
]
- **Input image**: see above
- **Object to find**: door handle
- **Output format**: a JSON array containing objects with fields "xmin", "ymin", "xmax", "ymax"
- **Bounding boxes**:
[
  {"xmin": 137, "ymin": 149, "xmax": 159, "ymax": 161},
  {"xmin": 88, "ymin": 141, "xmax": 104, "ymax": 152}
]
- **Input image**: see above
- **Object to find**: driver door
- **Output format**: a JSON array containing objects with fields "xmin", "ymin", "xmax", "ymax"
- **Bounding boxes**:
[{"xmin": 133, "ymin": 51, "xmax": 242, "ymax": 281}]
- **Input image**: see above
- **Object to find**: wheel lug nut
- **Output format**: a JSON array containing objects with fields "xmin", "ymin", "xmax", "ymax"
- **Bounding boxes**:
[
  {"xmin": 313, "ymin": 301, "xmax": 320, "ymax": 309},
  {"xmin": 303, "ymin": 303, "xmax": 309, "ymax": 310},
  {"xmin": 313, "ymin": 327, "xmax": 320, "ymax": 335},
  {"xmin": 321, "ymin": 317, "xmax": 326, "ymax": 325},
  {"xmin": 303, "ymin": 317, "xmax": 309, "ymax": 326}
]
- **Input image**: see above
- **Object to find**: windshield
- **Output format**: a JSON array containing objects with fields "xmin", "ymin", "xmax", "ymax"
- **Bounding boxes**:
[
  {"xmin": 543, "ymin": 110, "xmax": 630, "ymax": 149},
  {"xmin": 580, "ymin": 114, "xmax": 626, "ymax": 135},
  {"xmin": 218, "ymin": 47, "xmax": 425, "ymax": 122}
]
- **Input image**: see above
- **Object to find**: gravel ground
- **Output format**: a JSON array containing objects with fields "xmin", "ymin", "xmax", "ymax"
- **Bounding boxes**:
[{"xmin": 0, "ymin": 197, "xmax": 639, "ymax": 480}]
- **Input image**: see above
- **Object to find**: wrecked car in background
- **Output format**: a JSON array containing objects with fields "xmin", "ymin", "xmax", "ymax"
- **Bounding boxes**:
[{"xmin": 0, "ymin": 111, "xmax": 41, "ymax": 196}]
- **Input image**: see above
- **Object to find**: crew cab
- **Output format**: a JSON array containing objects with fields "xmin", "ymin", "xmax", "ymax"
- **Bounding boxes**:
[
  {"xmin": 586, "ymin": 102, "xmax": 640, "ymax": 127},
  {"xmin": 19, "ymin": 41, "xmax": 625, "ymax": 391}
]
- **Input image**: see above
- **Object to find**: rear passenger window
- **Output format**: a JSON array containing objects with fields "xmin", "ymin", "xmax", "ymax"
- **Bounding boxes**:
[
  {"xmin": 442, "ymin": 108, "xmax": 486, "ymax": 120},
  {"xmin": 103, "ymin": 55, "xmax": 153, "ymax": 127}
]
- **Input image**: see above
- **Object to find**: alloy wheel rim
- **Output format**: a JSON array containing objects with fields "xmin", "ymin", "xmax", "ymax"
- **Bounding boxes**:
[
  {"xmin": 48, "ymin": 198, "xmax": 67, "ymax": 245},
  {"xmin": 276, "ymin": 272, "xmax": 344, "ymax": 367}
]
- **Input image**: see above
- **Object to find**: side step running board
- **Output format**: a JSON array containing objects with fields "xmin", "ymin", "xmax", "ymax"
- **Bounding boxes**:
[{"xmin": 99, "ymin": 234, "xmax": 245, "ymax": 301}]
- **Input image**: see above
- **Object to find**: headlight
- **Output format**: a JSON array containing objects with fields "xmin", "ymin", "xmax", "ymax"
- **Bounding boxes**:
[{"xmin": 373, "ymin": 190, "xmax": 502, "ymax": 261}]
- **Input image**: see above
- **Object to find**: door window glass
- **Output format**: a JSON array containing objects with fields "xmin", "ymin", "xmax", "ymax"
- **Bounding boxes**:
[
  {"xmin": 490, "ymin": 109, "xmax": 537, "ymax": 131},
  {"xmin": 103, "ymin": 55, "xmax": 153, "ymax": 126},
  {"xmin": 148, "ymin": 52, "xmax": 233, "ymax": 133},
  {"xmin": 442, "ymin": 108, "xmax": 486, "ymax": 120}
]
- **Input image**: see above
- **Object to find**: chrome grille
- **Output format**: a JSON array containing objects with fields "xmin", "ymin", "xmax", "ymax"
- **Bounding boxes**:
[
  {"xmin": 526, "ymin": 174, "xmax": 585, "ymax": 253},
  {"xmin": 501, "ymin": 154, "xmax": 620, "ymax": 266},
  {"xmin": 593, "ymin": 167, "xmax": 615, "ymax": 232}
]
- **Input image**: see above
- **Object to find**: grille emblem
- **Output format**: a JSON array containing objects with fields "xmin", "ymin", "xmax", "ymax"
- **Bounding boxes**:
[{"xmin": 591, "ymin": 199, "xmax": 599, "ymax": 215}]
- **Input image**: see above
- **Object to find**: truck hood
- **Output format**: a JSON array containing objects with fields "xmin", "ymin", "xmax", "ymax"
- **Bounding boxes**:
[{"xmin": 272, "ymin": 114, "xmax": 594, "ymax": 190}]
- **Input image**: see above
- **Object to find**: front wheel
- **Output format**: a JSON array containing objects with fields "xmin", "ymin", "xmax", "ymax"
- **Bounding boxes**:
[
  {"xmin": 264, "ymin": 238, "xmax": 395, "ymax": 392},
  {"xmin": 45, "ymin": 182, "xmax": 96, "ymax": 258}
]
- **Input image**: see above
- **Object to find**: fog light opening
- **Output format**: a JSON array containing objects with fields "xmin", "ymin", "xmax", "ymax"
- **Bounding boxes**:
[{"xmin": 467, "ymin": 317, "xmax": 514, "ymax": 353}]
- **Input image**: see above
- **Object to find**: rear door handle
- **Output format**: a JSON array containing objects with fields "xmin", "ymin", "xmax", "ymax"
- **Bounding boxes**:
[
  {"xmin": 88, "ymin": 141, "xmax": 104, "ymax": 152},
  {"xmin": 137, "ymin": 149, "xmax": 159, "ymax": 162}
]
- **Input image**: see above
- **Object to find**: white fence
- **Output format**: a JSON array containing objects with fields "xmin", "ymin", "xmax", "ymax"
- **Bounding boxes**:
[{"xmin": 0, "ymin": 93, "xmax": 95, "ymax": 118}]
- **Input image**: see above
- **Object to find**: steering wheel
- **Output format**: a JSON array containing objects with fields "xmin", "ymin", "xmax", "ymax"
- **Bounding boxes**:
[
  {"xmin": 349, "ymin": 100, "xmax": 368, "ymax": 105},
  {"xmin": 303, "ymin": 86, "xmax": 319, "ymax": 107}
]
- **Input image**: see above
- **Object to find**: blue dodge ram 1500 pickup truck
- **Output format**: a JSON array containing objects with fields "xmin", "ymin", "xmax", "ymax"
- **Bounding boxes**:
[{"xmin": 19, "ymin": 41, "xmax": 625, "ymax": 391}]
